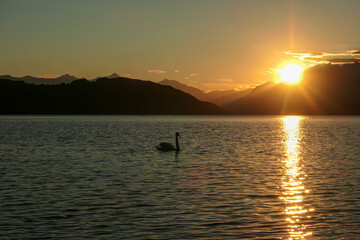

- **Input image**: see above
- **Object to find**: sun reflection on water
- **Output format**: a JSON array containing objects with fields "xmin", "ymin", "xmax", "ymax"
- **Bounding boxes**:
[{"xmin": 281, "ymin": 116, "xmax": 313, "ymax": 239}]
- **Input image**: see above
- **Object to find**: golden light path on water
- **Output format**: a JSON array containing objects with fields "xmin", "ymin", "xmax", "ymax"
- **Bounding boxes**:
[{"xmin": 281, "ymin": 116, "xmax": 314, "ymax": 239}]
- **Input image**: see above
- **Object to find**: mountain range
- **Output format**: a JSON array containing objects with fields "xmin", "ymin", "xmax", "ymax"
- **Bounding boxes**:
[
  {"xmin": 0, "ymin": 73, "xmax": 125, "ymax": 85},
  {"xmin": 0, "ymin": 74, "xmax": 78, "ymax": 85},
  {"xmin": 1, "ymin": 62, "xmax": 359, "ymax": 114},
  {"xmin": 0, "ymin": 74, "xmax": 256, "ymax": 108}
]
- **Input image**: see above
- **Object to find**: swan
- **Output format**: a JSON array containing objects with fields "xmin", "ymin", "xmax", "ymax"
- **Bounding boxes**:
[{"xmin": 156, "ymin": 132, "xmax": 180, "ymax": 151}]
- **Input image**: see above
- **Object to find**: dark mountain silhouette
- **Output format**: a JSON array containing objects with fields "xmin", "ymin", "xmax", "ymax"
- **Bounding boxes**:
[
  {"xmin": 158, "ymin": 79, "xmax": 210, "ymax": 101},
  {"xmin": 0, "ymin": 77, "xmax": 225, "ymax": 115},
  {"xmin": 224, "ymin": 63, "xmax": 360, "ymax": 114},
  {"xmin": 0, "ymin": 74, "xmax": 78, "ymax": 85}
]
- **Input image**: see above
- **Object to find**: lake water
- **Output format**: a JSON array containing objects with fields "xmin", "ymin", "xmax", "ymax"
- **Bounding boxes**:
[{"xmin": 0, "ymin": 116, "xmax": 359, "ymax": 239}]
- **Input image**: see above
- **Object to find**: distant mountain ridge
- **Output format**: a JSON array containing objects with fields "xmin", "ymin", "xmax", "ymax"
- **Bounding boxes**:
[
  {"xmin": 0, "ymin": 74, "xmax": 78, "ymax": 85},
  {"xmin": 0, "ymin": 73, "xmax": 123, "ymax": 84},
  {"xmin": 207, "ymin": 88, "xmax": 252, "ymax": 106},
  {"xmin": 107, "ymin": 73, "xmax": 120, "ymax": 78},
  {"xmin": 158, "ymin": 79, "xmax": 210, "ymax": 101},
  {"xmin": 92, "ymin": 73, "xmax": 121, "ymax": 81},
  {"xmin": 158, "ymin": 78, "xmax": 253, "ymax": 106}
]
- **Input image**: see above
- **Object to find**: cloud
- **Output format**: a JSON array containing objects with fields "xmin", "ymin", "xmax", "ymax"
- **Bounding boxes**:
[
  {"xmin": 286, "ymin": 50, "xmax": 360, "ymax": 64},
  {"xmin": 287, "ymin": 50, "xmax": 322, "ymax": 56},
  {"xmin": 122, "ymin": 73, "xmax": 131, "ymax": 77},
  {"xmin": 184, "ymin": 73, "xmax": 198, "ymax": 80},
  {"xmin": 147, "ymin": 69, "xmax": 167, "ymax": 74},
  {"xmin": 301, "ymin": 57, "xmax": 325, "ymax": 63},
  {"xmin": 327, "ymin": 58, "xmax": 360, "ymax": 63}
]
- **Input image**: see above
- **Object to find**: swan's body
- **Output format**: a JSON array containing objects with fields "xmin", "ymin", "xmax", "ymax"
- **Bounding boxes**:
[
  {"xmin": 156, "ymin": 142, "xmax": 177, "ymax": 151},
  {"xmin": 156, "ymin": 132, "xmax": 180, "ymax": 151}
]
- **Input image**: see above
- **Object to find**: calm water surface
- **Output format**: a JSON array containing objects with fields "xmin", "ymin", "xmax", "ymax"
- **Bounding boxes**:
[{"xmin": 0, "ymin": 116, "xmax": 359, "ymax": 239}]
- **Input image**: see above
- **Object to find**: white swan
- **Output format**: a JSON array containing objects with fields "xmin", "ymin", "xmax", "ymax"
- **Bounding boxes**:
[{"xmin": 156, "ymin": 132, "xmax": 180, "ymax": 151}]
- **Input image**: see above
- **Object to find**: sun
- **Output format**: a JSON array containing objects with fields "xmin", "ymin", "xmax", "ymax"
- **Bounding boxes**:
[{"xmin": 279, "ymin": 64, "xmax": 304, "ymax": 84}]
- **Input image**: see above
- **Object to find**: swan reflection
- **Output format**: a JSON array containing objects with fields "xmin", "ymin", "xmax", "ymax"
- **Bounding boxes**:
[{"xmin": 281, "ymin": 116, "xmax": 313, "ymax": 239}]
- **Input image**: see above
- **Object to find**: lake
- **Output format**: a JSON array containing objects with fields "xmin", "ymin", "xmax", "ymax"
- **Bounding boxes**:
[{"xmin": 0, "ymin": 116, "xmax": 359, "ymax": 239}]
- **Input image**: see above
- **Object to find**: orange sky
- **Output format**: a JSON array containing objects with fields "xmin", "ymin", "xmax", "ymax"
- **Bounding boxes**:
[{"xmin": 1, "ymin": 0, "xmax": 360, "ymax": 91}]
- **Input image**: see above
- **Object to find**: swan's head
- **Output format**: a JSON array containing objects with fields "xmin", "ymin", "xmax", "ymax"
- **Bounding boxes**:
[{"xmin": 176, "ymin": 132, "xmax": 180, "ymax": 137}]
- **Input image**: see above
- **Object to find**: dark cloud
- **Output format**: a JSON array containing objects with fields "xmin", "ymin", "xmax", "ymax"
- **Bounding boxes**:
[
  {"xmin": 287, "ymin": 50, "xmax": 360, "ymax": 64},
  {"xmin": 303, "ymin": 57, "xmax": 323, "ymax": 62},
  {"xmin": 287, "ymin": 51, "xmax": 322, "ymax": 56},
  {"xmin": 327, "ymin": 58, "xmax": 360, "ymax": 63}
]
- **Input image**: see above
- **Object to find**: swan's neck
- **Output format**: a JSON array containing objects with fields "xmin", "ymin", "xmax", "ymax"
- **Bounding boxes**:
[{"xmin": 176, "ymin": 135, "xmax": 180, "ymax": 151}]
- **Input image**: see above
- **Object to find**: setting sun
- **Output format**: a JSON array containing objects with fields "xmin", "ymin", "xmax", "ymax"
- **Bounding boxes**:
[{"xmin": 279, "ymin": 64, "xmax": 304, "ymax": 84}]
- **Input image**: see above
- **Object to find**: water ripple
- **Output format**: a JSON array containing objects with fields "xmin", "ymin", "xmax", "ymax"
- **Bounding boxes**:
[{"xmin": 0, "ymin": 116, "xmax": 359, "ymax": 239}]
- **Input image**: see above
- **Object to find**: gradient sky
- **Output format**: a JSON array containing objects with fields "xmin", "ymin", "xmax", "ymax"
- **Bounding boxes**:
[{"xmin": 1, "ymin": 0, "xmax": 360, "ymax": 90}]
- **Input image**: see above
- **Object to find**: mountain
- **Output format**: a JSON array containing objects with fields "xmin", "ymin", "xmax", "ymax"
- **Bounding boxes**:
[
  {"xmin": 158, "ymin": 78, "xmax": 253, "ymax": 106},
  {"xmin": 107, "ymin": 73, "xmax": 120, "ymax": 78},
  {"xmin": 224, "ymin": 63, "xmax": 360, "ymax": 115},
  {"xmin": 223, "ymin": 83, "xmax": 304, "ymax": 114},
  {"xmin": 0, "ymin": 77, "xmax": 226, "ymax": 115},
  {"xmin": 0, "ymin": 75, "xmax": 16, "ymax": 81},
  {"xmin": 158, "ymin": 79, "xmax": 210, "ymax": 101},
  {"xmin": 92, "ymin": 73, "xmax": 121, "ymax": 81},
  {"xmin": 206, "ymin": 88, "xmax": 252, "ymax": 106},
  {"xmin": 244, "ymin": 81, "xmax": 275, "ymax": 97},
  {"xmin": 0, "ymin": 74, "xmax": 78, "ymax": 85}
]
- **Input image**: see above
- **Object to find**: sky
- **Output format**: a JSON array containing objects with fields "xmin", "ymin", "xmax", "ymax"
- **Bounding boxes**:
[{"xmin": 1, "ymin": 0, "xmax": 360, "ymax": 91}]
